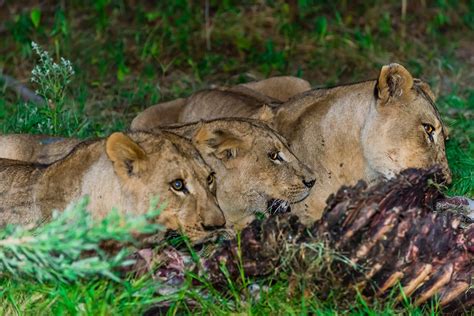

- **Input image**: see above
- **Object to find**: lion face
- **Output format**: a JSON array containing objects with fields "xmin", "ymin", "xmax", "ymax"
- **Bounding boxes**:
[
  {"xmin": 190, "ymin": 119, "xmax": 316, "ymax": 228},
  {"xmin": 105, "ymin": 132, "xmax": 225, "ymax": 243},
  {"xmin": 361, "ymin": 64, "xmax": 451, "ymax": 183}
]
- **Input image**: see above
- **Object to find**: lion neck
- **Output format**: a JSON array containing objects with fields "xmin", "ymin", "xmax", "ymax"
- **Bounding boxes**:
[
  {"xmin": 78, "ymin": 152, "xmax": 134, "ymax": 219},
  {"xmin": 273, "ymin": 81, "xmax": 379, "ymax": 189},
  {"xmin": 37, "ymin": 141, "xmax": 135, "ymax": 219}
]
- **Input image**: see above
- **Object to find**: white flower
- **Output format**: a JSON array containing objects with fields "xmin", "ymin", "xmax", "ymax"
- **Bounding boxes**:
[{"xmin": 29, "ymin": 42, "xmax": 75, "ymax": 102}]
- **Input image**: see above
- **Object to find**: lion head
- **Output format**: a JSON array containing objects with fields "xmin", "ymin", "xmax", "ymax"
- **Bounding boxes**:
[
  {"xmin": 158, "ymin": 119, "xmax": 316, "ymax": 228},
  {"xmin": 105, "ymin": 131, "xmax": 226, "ymax": 242},
  {"xmin": 361, "ymin": 63, "xmax": 451, "ymax": 183}
]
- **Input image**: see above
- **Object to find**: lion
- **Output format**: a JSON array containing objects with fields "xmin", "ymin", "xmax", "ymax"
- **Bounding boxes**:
[
  {"xmin": 156, "ymin": 118, "xmax": 316, "ymax": 228},
  {"xmin": 0, "ymin": 119, "xmax": 317, "ymax": 229},
  {"xmin": 131, "ymin": 63, "xmax": 452, "ymax": 222},
  {"xmin": 0, "ymin": 134, "xmax": 81, "ymax": 164},
  {"xmin": 130, "ymin": 76, "xmax": 310, "ymax": 130},
  {"xmin": 239, "ymin": 76, "xmax": 311, "ymax": 102},
  {"xmin": 0, "ymin": 131, "xmax": 226, "ymax": 243}
]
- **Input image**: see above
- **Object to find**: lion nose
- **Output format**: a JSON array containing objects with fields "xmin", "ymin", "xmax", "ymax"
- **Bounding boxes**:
[
  {"xmin": 202, "ymin": 223, "xmax": 225, "ymax": 231},
  {"xmin": 202, "ymin": 212, "xmax": 226, "ymax": 231},
  {"xmin": 202, "ymin": 203, "xmax": 226, "ymax": 230},
  {"xmin": 303, "ymin": 178, "xmax": 316, "ymax": 188}
]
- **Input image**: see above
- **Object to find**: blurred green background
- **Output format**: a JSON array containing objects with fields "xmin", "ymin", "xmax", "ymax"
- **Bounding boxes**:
[{"xmin": 1, "ymin": 1, "xmax": 472, "ymax": 125}]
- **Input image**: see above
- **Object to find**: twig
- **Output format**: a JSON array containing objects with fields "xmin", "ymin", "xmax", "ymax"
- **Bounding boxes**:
[
  {"xmin": 0, "ymin": 73, "xmax": 45, "ymax": 104},
  {"xmin": 400, "ymin": 0, "xmax": 407, "ymax": 39},
  {"xmin": 204, "ymin": 0, "xmax": 211, "ymax": 51}
]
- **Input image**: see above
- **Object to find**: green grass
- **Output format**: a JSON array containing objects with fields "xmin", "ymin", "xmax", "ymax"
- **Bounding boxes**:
[
  {"xmin": 0, "ymin": 1, "xmax": 473, "ymax": 314},
  {"xmin": 0, "ymin": 277, "xmax": 445, "ymax": 315},
  {"xmin": 0, "ymin": 278, "xmax": 161, "ymax": 314}
]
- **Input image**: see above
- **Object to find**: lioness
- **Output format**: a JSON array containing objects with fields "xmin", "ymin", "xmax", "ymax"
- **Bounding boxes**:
[
  {"xmin": 131, "ymin": 63, "xmax": 452, "ymax": 222},
  {"xmin": 131, "ymin": 76, "xmax": 310, "ymax": 130},
  {"xmin": 0, "ymin": 119, "xmax": 316, "ymax": 229},
  {"xmin": 0, "ymin": 131, "xmax": 226, "ymax": 243}
]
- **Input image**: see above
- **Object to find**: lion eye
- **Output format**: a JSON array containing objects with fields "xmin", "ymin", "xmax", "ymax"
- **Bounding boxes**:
[
  {"xmin": 207, "ymin": 172, "xmax": 215, "ymax": 186},
  {"xmin": 269, "ymin": 152, "xmax": 279, "ymax": 161},
  {"xmin": 423, "ymin": 123, "xmax": 435, "ymax": 142},
  {"xmin": 423, "ymin": 124, "xmax": 434, "ymax": 134},
  {"xmin": 170, "ymin": 179, "xmax": 185, "ymax": 192},
  {"xmin": 269, "ymin": 151, "xmax": 285, "ymax": 164}
]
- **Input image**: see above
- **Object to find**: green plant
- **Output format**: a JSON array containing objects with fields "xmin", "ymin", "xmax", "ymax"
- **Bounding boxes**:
[
  {"xmin": 0, "ymin": 197, "xmax": 164, "ymax": 283},
  {"xmin": 29, "ymin": 41, "xmax": 77, "ymax": 134},
  {"xmin": 2, "ymin": 42, "xmax": 91, "ymax": 136},
  {"xmin": 31, "ymin": 41, "xmax": 74, "ymax": 105},
  {"xmin": 29, "ymin": 8, "xmax": 41, "ymax": 29}
]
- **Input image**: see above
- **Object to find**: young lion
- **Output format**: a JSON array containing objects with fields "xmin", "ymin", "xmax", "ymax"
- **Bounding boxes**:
[
  {"xmin": 131, "ymin": 63, "xmax": 452, "ymax": 222},
  {"xmin": 0, "ymin": 131, "xmax": 225, "ymax": 243},
  {"xmin": 0, "ymin": 119, "xmax": 316, "ymax": 229},
  {"xmin": 155, "ymin": 118, "xmax": 316, "ymax": 228}
]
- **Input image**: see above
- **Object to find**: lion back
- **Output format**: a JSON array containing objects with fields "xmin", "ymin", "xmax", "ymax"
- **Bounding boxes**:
[{"xmin": 0, "ymin": 159, "xmax": 45, "ymax": 226}]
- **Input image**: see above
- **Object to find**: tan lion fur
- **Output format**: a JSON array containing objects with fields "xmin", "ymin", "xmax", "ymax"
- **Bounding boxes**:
[
  {"xmin": 131, "ymin": 64, "xmax": 451, "ymax": 222},
  {"xmin": 239, "ymin": 76, "xmax": 311, "ymax": 101},
  {"xmin": 0, "ymin": 131, "xmax": 225, "ymax": 243},
  {"xmin": 0, "ymin": 134, "xmax": 81, "ymax": 164}
]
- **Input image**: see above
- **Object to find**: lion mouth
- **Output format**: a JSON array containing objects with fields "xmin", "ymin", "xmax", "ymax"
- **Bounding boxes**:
[
  {"xmin": 267, "ymin": 199, "xmax": 291, "ymax": 215},
  {"xmin": 292, "ymin": 191, "xmax": 311, "ymax": 204}
]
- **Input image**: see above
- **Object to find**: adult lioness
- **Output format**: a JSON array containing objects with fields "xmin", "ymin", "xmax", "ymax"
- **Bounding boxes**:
[
  {"xmin": 131, "ymin": 76, "xmax": 310, "ymax": 130},
  {"xmin": 0, "ymin": 131, "xmax": 225, "ymax": 243},
  {"xmin": 0, "ymin": 119, "xmax": 316, "ymax": 229},
  {"xmin": 131, "ymin": 63, "xmax": 452, "ymax": 222}
]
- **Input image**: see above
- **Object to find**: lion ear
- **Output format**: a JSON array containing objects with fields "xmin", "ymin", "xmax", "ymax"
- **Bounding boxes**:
[
  {"xmin": 164, "ymin": 122, "xmax": 196, "ymax": 139},
  {"xmin": 106, "ymin": 132, "xmax": 147, "ymax": 177},
  {"xmin": 377, "ymin": 63, "xmax": 414, "ymax": 104},
  {"xmin": 253, "ymin": 104, "xmax": 275, "ymax": 122},
  {"xmin": 193, "ymin": 125, "xmax": 243, "ymax": 160},
  {"xmin": 414, "ymin": 78, "xmax": 437, "ymax": 102}
]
